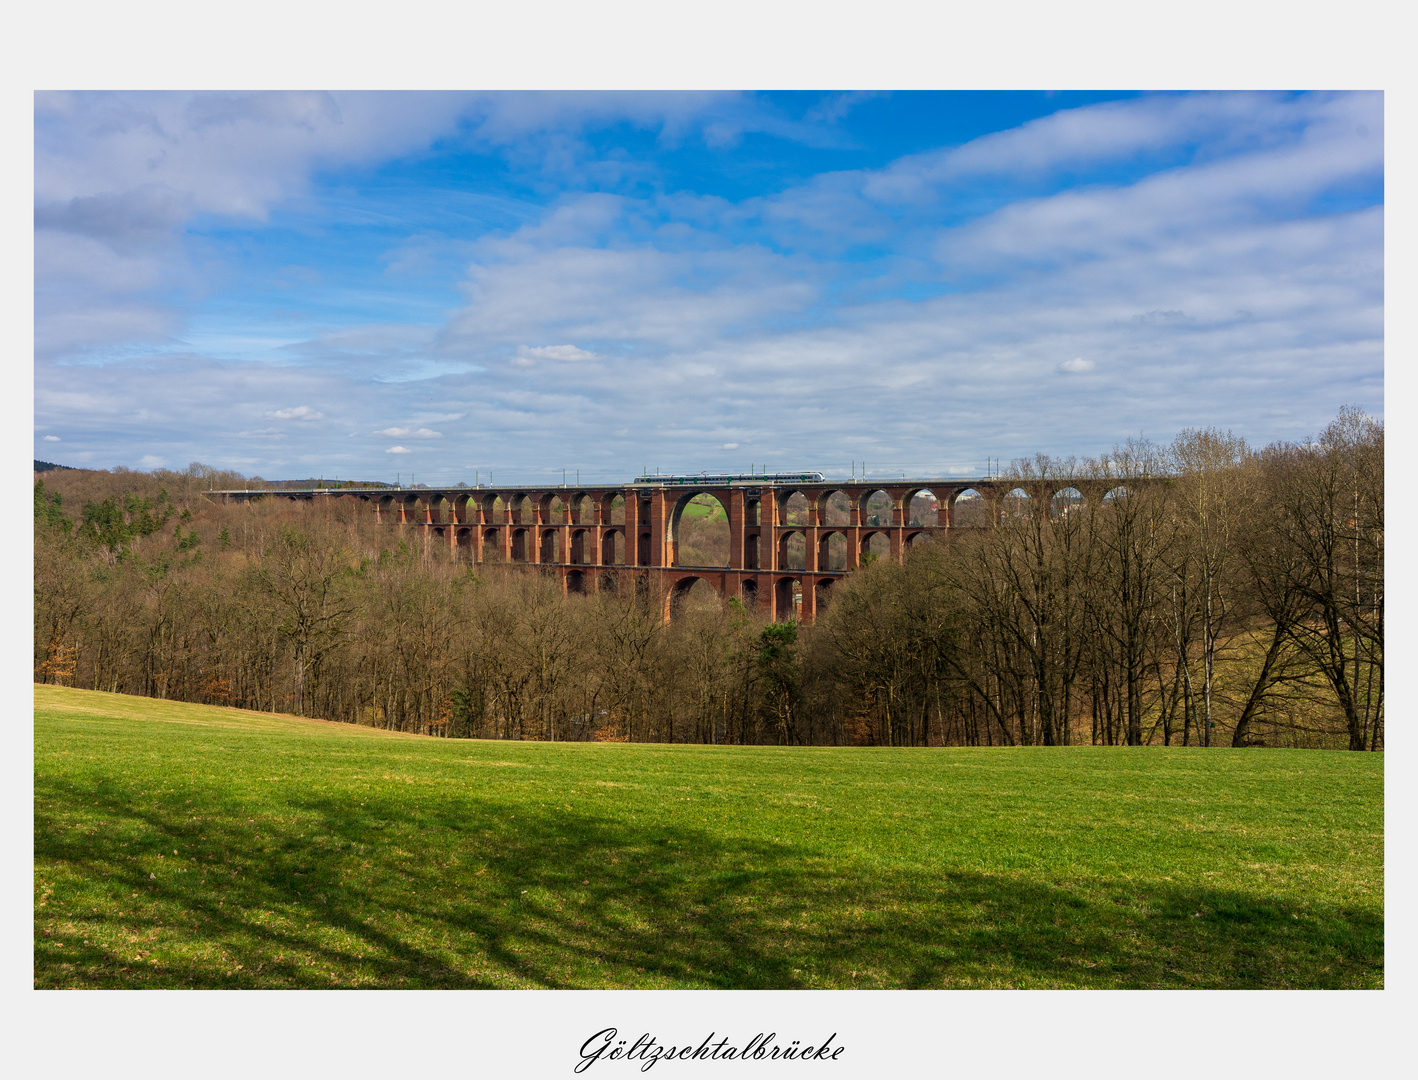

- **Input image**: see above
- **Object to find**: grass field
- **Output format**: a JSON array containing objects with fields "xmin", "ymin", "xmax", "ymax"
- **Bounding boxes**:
[{"xmin": 34, "ymin": 685, "xmax": 1382, "ymax": 989}]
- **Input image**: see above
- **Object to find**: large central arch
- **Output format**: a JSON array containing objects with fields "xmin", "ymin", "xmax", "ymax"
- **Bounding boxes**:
[{"xmin": 668, "ymin": 489, "xmax": 731, "ymax": 568}]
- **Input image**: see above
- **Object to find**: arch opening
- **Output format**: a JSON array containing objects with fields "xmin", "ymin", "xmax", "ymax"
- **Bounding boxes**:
[
  {"xmin": 774, "ymin": 576, "xmax": 802, "ymax": 621},
  {"xmin": 566, "ymin": 568, "xmax": 585, "ymax": 594},
  {"xmin": 1050, "ymin": 486, "xmax": 1085, "ymax": 520},
  {"xmin": 780, "ymin": 491, "xmax": 810, "ymax": 526},
  {"xmin": 951, "ymin": 488, "xmax": 990, "ymax": 527},
  {"xmin": 818, "ymin": 530, "xmax": 847, "ymax": 571},
  {"xmin": 669, "ymin": 576, "xmax": 720, "ymax": 619},
  {"xmin": 671, "ymin": 491, "xmax": 729, "ymax": 568},
  {"xmin": 817, "ymin": 490, "xmax": 852, "ymax": 527},
  {"xmin": 511, "ymin": 528, "xmax": 529, "ymax": 562},
  {"xmin": 567, "ymin": 492, "xmax": 594, "ymax": 524},
  {"xmin": 860, "ymin": 489, "xmax": 894, "ymax": 527},
  {"xmin": 740, "ymin": 578, "xmax": 759, "ymax": 613},
  {"xmin": 1002, "ymin": 487, "xmax": 1032, "ymax": 519},
  {"xmin": 601, "ymin": 527, "xmax": 624, "ymax": 566},
  {"xmin": 906, "ymin": 488, "xmax": 939, "ymax": 527},
  {"xmin": 861, "ymin": 531, "xmax": 890, "ymax": 561},
  {"xmin": 779, "ymin": 530, "xmax": 806, "ymax": 571}
]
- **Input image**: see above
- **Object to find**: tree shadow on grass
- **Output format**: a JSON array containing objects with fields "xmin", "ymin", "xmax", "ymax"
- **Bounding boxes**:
[{"xmin": 35, "ymin": 777, "xmax": 1382, "ymax": 989}]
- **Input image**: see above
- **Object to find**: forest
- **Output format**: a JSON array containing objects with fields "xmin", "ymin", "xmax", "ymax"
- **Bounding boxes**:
[{"xmin": 33, "ymin": 407, "xmax": 1382, "ymax": 750}]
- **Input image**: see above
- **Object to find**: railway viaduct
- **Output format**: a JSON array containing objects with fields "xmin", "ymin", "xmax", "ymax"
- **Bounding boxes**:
[{"xmin": 214, "ymin": 474, "xmax": 1132, "ymax": 623}]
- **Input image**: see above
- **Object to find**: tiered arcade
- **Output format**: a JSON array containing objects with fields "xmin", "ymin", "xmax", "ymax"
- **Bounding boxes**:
[{"xmin": 216, "ymin": 476, "xmax": 1121, "ymax": 622}]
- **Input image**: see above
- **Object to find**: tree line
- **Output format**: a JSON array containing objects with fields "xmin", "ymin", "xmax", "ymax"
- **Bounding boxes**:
[{"xmin": 33, "ymin": 408, "xmax": 1381, "ymax": 749}]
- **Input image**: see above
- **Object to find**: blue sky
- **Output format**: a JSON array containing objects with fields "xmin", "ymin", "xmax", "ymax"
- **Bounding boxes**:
[{"xmin": 34, "ymin": 90, "xmax": 1383, "ymax": 484}]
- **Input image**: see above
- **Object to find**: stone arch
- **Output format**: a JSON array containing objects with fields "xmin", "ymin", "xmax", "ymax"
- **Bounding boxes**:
[
  {"xmin": 540, "ymin": 527, "xmax": 559, "ymax": 563},
  {"xmin": 1002, "ymin": 487, "xmax": 1033, "ymax": 519},
  {"xmin": 602, "ymin": 492, "xmax": 624, "ymax": 525},
  {"xmin": 1050, "ymin": 486, "xmax": 1085, "ymax": 520},
  {"xmin": 817, "ymin": 529, "xmax": 847, "ymax": 571},
  {"xmin": 601, "ymin": 527, "xmax": 624, "ymax": 565},
  {"xmin": 508, "ymin": 493, "xmax": 534, "ymax": 525},
  {"xmin": 777, "ymin": 489, "xmax": 811, "ymax": 527},
  {"xmin": 510, "ymin": 528, "xmax": 529, "ymax": 562},
  {"xmin": 566, "ymin": 568, "xmax": 585, "ymax": 594},
  {"xmin": 906, "ymin": 530, "xmax": 932, "ymax": 550},
  {"xmin": 569, "ymin": 528, "xmax": 588, "ymax": 565},
  {"xmin": 1103, "ymin": 485, "xmax": 1130, "ymax": 502},
  {"xmin": 903, "ymin": 487, "xmax": 939, "ymax": 527},
  {"xmin": 816, "ymin": 489, "xmax": 853, "ymax": 527},
  {"xmin": 428, "ymin": 493, "xmax": 453, "ymax": 524},
  {"xmin": 401, "ymin": 493, "xmax": 424, "ymax": 523},
  {"xmin": 860, "ymin": 530, "xmax": 890, "ymax": 561},
  {"xmin": 744, "ymin": 496, "xmax": 761, "ymax": 527},
  {"xmin": 669, "ymin": 489, "xmax": 730, "ymax": 568},
  {"xmin": 949, "ymin": 487, "xmax": 990, "ymax": 528},
  {"xmin": 744, "ymin": 532, "xmax": 761, "ymax": 570},
  {"xmin": 814, "ymin": 577, "xmax": 834, "ymax": 614},
  {"xmin": 740, "ymin": 577, "xmax": 759, "ymax": 612},
  {"xmin": 598, "ymin": 571, "xmax": 618, "ymax": 594},
  {"xmin": 480, "ymin": 493, "xmax": 501, "ymax": 523},
  {"xmin": 566, "ymin": 491, "xmax": 595, "ymax": 524},
  {"xmin": 539, "ymin": 492, "xmax": 563, "ymax": 524},
  {"xmin": 778, "ymin": 529, "xmax": 806, "ymax": 570},
  {"xmin": 456, "ymin": 527, "xmax": 472, "ymax": 555},
  {"xmin": 774, "ymin": 575, "xmax": 801, "ymax": 621},
  {"xmin": 482, "ymin": 527, "xmax": 502, "ymax": 560},
  {"xmin": 668, "ymin": 574, "xmax": 720, "ymax": 619},
  {"xmin": 858, "ymin": 488, "xmax": 895, "ymax": 528}
]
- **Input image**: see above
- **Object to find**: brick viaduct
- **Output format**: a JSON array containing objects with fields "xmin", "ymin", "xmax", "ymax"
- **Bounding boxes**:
[{"xmin": 215, "ymin": 476, "xmax": 1132, "ymax": 623}]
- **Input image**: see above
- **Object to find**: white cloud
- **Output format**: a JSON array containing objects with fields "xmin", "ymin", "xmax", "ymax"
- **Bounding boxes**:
[
  {"xmin": 31, "ymin": 93, "xmax": 1382, "ymax": 481},
  {"xmin": 42, "ymin": 434, "xmax": 61, "ymax": 441},
  {"xmin": 514, "ymin": 344, "xmax": 598, "ymax": 364},
  {"xmin": 139, "ymin": 455, "xmax": 165, "ymax": 468},
  {"xmin": 265, "ymin": 406, "xmax": 324, "ymax": 421},
  {"xmin": 373, "ymin": 426, "xmax": 443, "ymax": 438}
]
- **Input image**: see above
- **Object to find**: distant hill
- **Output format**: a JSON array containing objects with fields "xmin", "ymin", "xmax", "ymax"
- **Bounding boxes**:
[{"xmin": 34, "ymin": 460, "xmax": 74, "ymax": 473}]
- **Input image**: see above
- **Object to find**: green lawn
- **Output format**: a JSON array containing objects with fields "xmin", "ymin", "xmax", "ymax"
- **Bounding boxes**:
[{"xmin": 34, "ymin": 685, "xmax": 1382, "ymax": 989}]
